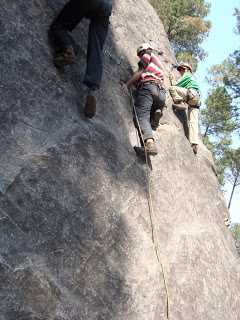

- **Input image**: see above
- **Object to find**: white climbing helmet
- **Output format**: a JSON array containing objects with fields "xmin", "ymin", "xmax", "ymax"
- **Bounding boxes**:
[{"xmin": 137, "ymin": 43, "xmax": 153, "ymax": 56}]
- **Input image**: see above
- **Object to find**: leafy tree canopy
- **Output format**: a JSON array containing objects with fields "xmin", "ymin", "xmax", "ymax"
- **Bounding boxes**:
[
  {"xmin": 231, "ymin": 223, "xmax": 240, "ymax": 240},
  {"xmin": 224, "ymin": 148, "xmax": 240, "ymax": 186},
  {"xmin": 234, "ymin": 8, "xmax": 240, "ymax": 34},
  {"xmin": 149, "ymin": 0, "xmax": 211, "ymax": 63},
  {"xmin": 206, "ymin": 10, "xmax": 240, "ymax": 128},
  {"xmin": 201, "ymin": 86, "xmax": 236, "ymax": 137}
]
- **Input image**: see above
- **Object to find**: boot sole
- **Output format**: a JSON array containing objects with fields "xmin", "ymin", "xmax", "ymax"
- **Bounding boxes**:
[
  {"xmin": 134, "ymin": 146, "xmax": 158, "ymax": 156},
  {"xmin": 84, "ymin": 95, "xmax": 97, "ymax": 118},
  {"xmin": 145, "ymin": 144, "xmax": 158, "ymax": 156},
  {"xmin": 54, "ymin": 57, "xmax": 75, "ymax": 69},
  {"xmin": 146, "ymin": 150, "xmax": 158, "ymax": 156}
]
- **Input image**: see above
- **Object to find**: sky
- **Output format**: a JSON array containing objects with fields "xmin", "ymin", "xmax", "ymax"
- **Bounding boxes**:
[{"xmin": 195, "ymin": 0, "xmax": 240, "ymax": 223}]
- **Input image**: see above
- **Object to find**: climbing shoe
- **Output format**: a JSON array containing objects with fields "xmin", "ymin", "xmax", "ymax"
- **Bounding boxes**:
[
  {"xmin": 224, "ymin": 217, "xmax": 230, "ymax": 227},
  {"xmin": 84, "ymin": 92, "xmax": 97, "ymax": 118},
  {"xmin": 151, "ymin": 109, "xmax": 162, "ymax": 130},
  {"xmin": 134, "ymin": 146, "xmax": 145, "ymax": 157},
  {"xmin": 145, "ymin": 140, "xmax": 158, "ymax": 156},
  {"xmin": 53, "ymin": 46, "xmax": 76, "ymax": 68},
  {"xmin": 191, "ymin": 143, "xmax": 198, "ymax": 155}
]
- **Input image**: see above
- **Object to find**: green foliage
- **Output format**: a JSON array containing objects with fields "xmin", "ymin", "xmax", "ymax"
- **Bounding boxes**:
[
  {"xmin": 201, "ymin": 87, "xmax": 235, "ymax": 137},
  {"xmin": 234, "ymin": 8, "xmax": 240, "ymax": 34},
  {"xmin": 223, "ymin": 51, "xmax": 240, "ymax": 105},
  {"xmin": 201, "ymin": 7, "xmax": 240, "ymax": 208},
  {"xmin": 202, "ymin": 135, "xmax": 232, "ymax": 185},
  {"xmin": 207, "ymin": 52, "xmax": 240, "ymax": 128},
  {"xmin": 175, "ymin": 51, "xmax": 198, "ymax": 72},
  {"xmin": 231, "ymin": 223, "xmax": 240, "ymax": 240},
  {"xmin": 149, "ymin": 0, "xmax": 211, "ymax": 63},
  {"xmin": 224, "ymin": 148, "xmax": 240, "ymax": 186},
  {"xmin": 200, "ymin": 85, "xmax": 238, "ymax": 186},
  {"xmin": 200, "ymin": 83, "xmax": 238, "ymax": 186}
]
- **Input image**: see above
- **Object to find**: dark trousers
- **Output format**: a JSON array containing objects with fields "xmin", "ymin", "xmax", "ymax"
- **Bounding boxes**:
[
  {"xmin": 134, "ymin": 82, "xmax": 166, "ymax": 144},
  {"xmin": 49, "ymin": 0, "xmax": 112, "ymax": 89}
]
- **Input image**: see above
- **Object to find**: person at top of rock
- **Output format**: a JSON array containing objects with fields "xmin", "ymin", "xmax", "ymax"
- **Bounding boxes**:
[
  {"xmin": 48, "ymin": 0, "xmax": 113, "ymax": 119},
  {"xmin": 122, "ymin": 43, "xmax": 166, "ymax": 156},
  {"xmin": 169, "ymin": 62, "xmax": 201, "ymax": 155}
]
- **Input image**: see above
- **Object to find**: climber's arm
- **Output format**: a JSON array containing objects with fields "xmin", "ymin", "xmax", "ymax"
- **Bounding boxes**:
[
  {"xmin": 122, "ymin": 70, "xmax": 143, "ymax": 94},
  {"xmin": 126, "ymin": 70, "xmax": 142, "ymax": 88}
]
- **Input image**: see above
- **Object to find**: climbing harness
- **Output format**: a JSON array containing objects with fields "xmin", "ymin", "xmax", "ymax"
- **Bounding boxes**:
[{"xmin": 129, "ymin": 89, "xmax": 170, "ymax": 320}]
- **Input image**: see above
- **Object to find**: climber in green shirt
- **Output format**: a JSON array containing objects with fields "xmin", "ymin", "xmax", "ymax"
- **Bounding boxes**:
[
  {"xmin": 169, "ymin": 62, "xmax": 201, "ymax": 155},
  {"xmin": 176, "ymin": 72, "xmax": 200, "ymax": 92}
]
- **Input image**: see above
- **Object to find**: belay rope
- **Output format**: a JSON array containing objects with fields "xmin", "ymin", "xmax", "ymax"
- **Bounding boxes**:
[{"xmin": 129, "ymin": 89, "xmax": 170, "ymax": 320}]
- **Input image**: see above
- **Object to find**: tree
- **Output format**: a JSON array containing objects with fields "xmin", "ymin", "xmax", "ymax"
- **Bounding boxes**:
[
  {"xmin": 149, "ymin": 0, "xmax": 211, "ymax": 64},
  {"xmin": 234, "ymin": 8, "xmax": 240, "ymax": 34},
  {"xmin": 200, "ymin": 7, "xmax": 240, "ymax": 210},
  {"xmin": 201, "ymin": 86, "xmax": 235, "ymax": 138},
  {"xmin": 206, "ymin": 8, "xmax": 240, "ymax": 128},
  {"xmin": 208, "ymin": 52, "xmax": 240, "ymax": 124},
  {"xmin": 231, "ymin": 223, "xmax": 240, "ymax": 255},
  {"xmin": 224, "ymin": 148, "xmax": 240, "ymax": 209},
  {"xmin": 175, "ymin": 51, "xmax": 198, "ymax": 72},
  {"xmin": 202, "ymin": 135, "xmax": 232, "ymax": 186},
  {"xmin": 200, "ymin": 84, "xmax": 236, "ymax": 186},
  {"xmin": 231, "ymin": 223, "xmax": 240, "ymax": 240}
]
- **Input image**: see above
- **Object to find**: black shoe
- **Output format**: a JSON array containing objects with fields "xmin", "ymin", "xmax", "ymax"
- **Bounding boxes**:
[
  {"xmin": 151, "ymin": 109, "xmax": 162, "ymax": 130},
  {"xmin": 84, "ymin": 94, "xmax": 97, "ymax": 118},
  {"xmin": 191, "ymin": 144, "xmax": 198, "ymax": 155},
  {"xmin": 53, "ymin": 46, "xmax": 76, "ymax": 68},
  {"xmin": 134, "ymin": 146, "xmax": 145, "ymax": 157}
]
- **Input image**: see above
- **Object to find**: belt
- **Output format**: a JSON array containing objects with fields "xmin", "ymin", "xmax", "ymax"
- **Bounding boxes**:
[{"xmin": 140, "ymin": 80, "xmax": 165, "ymax": 90}]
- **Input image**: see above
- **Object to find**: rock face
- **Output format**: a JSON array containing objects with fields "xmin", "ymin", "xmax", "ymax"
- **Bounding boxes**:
[{"xmin": 0, "ymin": 0, "xmax": 240, "ymax": 319}]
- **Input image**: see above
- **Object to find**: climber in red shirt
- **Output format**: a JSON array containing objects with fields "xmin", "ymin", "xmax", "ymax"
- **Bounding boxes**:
[{"xmin": 122, "ymin": 43, "xmax": 166, "ymax": 156}]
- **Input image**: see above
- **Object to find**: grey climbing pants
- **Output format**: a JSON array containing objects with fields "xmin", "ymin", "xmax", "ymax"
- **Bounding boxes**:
[
  {"xmin": 49, "ymin": 0, "xmax": 112, "ymax": 89},
  {"xmin": 134, "ymin": 82, "xmax": 166, "ymax": 142}
]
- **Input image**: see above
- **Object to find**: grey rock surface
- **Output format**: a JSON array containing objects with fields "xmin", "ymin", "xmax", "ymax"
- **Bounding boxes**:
[{"xmin": 0, "ymin": 0, "xmax": 240, "ymax": 319}]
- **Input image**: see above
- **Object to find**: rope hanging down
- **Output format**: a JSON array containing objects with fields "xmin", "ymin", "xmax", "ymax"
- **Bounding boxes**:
[{"xmin": 129, "ymin": 89, "xmax": 170, "ymax": 320}]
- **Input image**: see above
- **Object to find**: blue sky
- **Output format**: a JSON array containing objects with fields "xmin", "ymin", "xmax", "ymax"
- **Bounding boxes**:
[{"xmin": 196, "ymin": 0, "xmax": 240, "ymax": 223}]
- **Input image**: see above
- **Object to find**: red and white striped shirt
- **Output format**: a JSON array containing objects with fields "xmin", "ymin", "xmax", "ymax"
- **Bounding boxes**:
[{"xmin": 139, "ymin": 53, "xmax": 164, "ymax": 85}]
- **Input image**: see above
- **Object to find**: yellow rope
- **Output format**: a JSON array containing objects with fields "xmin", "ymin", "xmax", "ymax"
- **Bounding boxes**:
[{"xmin": 129, "ymin": 89, "xmax": 170, "ymax": 320}]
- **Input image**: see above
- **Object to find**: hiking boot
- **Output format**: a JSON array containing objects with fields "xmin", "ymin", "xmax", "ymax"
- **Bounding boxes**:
[
  {"xmin": 54, "ymin": 46, "xmax": 76, "ymax": 68},
  {"xmin": 172, "ymin": 102, "xmax": 187, "ymax": 111},
  {"xmin": 151, "ymin": 109, "xmax": 162, "ymax": 130},
  {"xmin": 224, "ymin": 217, "xmax": 230, "ymax": 227},
  {"xmin": 84, "ymin": 91, "xmax": 97, "ymax": 118},
  {"xmin": 134, "ymin": 146, "xmax": 145, "ymax": 157},
  {"xmin": 145, "ymin": 140, "xmax": 158, "ymax": 156},
  {"xmin": 191, "ymin": 143, "xmax": 198, "ymax": 155}
]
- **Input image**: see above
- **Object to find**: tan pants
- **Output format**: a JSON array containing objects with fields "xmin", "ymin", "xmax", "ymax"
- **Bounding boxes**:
[{"xmin": 169, "ymin": 86, "xmax": 199, "ymax": 145}]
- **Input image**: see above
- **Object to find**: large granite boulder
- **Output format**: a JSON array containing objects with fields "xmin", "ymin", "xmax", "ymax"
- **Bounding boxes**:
[{"xmin": 0, "ymin": 0, "xmax": 239, "ymax": 319}]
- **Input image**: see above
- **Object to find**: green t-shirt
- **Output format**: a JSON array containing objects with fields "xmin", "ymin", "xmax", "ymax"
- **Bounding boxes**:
[{"xmin": 176, "ymin": 72, "xmax": 200, "ymax": 92}]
